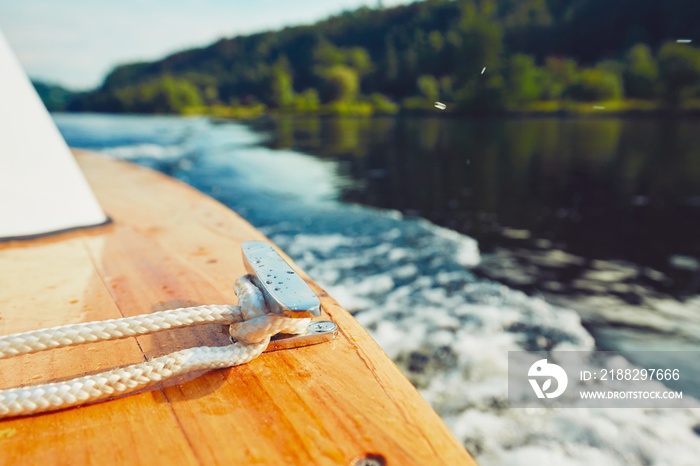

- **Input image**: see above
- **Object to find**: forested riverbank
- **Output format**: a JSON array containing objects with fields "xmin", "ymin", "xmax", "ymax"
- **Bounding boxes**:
[{"xmin": 37, "ymin": 0, "xmax": 700, "ymax": 117}]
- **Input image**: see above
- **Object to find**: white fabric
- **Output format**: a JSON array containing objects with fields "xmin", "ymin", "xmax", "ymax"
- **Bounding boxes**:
[{"xmin": 0, "ymin": 30, "xmax": 107, "ymax": 240}]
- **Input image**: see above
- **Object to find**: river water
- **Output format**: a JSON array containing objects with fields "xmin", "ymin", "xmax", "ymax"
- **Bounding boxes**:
[{"xmin": 55, "ymin": 113, "xmax": 700, "ymax": 465}]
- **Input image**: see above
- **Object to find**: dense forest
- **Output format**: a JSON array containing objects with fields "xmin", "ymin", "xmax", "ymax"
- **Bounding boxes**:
[
  {"xmin": 60, "ymin": 0, "xmax": 700, "ymax": 116},
  {"xmin": 32, "ymin": 81, "xmax": 76, "ymax": 111}
]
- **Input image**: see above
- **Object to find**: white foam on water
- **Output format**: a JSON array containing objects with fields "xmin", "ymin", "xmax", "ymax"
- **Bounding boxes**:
[
  {"xmin": 270, "ymin": 223, "xmax": 700, "ymax": 465},
  {"xmin": 102, "ymin": 143, "xmax": 186, "ymax": 160},
  {"xmin": 207, "ymin": 146, "xmax": 341, "ymax": 205},
  {"xmin": 423, "ymin": 219, "xmax": 481, "ymax": 267},
  {"xmin": 55, "ymin": 114, "xmax": 700, "ymax": 465}
]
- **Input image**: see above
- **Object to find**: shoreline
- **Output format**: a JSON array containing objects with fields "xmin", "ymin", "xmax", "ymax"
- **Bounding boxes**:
[
  {"xmin": 207, "ymin": 106, "xmax": 700, "ymax": 123},
  {"xmin": 55, "ymin": 98, "xmax": 700, "ymax": 121},
  {"xmin": 64, "ymin": 107, "xmax": 700, "ymax": 122}
]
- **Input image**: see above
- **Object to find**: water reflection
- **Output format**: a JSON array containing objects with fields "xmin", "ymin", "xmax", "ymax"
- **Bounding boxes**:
[{"xmin": 253, "ymin": 115, "xmax": 700, "ymax": 345}]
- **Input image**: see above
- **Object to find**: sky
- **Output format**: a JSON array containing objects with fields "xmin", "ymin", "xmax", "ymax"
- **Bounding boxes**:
[{"xmin": 0, "ymin": 0, "xmax": 410, "ymax": 90}]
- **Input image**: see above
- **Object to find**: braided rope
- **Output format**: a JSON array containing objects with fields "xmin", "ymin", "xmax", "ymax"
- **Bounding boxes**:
[
  {"xmin": 0, "ymin": 305, "xmax": 239, "ymax": 360},
  {"xmin": 0, "ymin": 344, "xmax": 266, "ymax": 417},
  {"xmin": 0, "ymin": 275, "xmax": 309, "ymax": 418}
]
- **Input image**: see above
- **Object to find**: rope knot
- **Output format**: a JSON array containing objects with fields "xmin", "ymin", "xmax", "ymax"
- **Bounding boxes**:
[{"xmin": 228, "ymin": 275, "xmax": 310, "ymax": 345}]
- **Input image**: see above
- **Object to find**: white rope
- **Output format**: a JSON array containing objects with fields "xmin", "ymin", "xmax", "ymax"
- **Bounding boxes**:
[
  {"xmin": 0, "ymin": 305, "xmax": 239, "ymax": 360},
  {"xmin": 0, "ymin": 275, "xmax": 310, "ymax": 418}
]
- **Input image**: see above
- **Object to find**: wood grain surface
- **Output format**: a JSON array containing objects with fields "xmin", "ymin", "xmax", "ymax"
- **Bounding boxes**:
[{"xmin": 0, "ymin": 151, "xmax": 476, "ymax": 466}]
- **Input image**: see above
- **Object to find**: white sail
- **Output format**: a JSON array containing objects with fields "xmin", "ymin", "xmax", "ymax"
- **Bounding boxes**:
[{"xmin": 0, "ymin": 30, "xmax": 107, "ymax": 240}]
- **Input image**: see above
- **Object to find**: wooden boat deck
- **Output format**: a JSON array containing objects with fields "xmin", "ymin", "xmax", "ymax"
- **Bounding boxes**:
[{"xmin": 0, "ymin": 151, "xmax": 475, "ymax": 465}]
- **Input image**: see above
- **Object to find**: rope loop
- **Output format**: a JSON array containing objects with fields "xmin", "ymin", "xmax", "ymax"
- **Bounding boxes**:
[{"xmin": 0, "ymin": 274, "xmax": 309, "ymax": 419}]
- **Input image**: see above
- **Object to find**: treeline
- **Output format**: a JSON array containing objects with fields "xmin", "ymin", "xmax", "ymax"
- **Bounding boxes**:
[
  {"xmin": 32, "ymin": 81, "xmax": 76, "ymax": 111},
  {"xmin": 65, "ymin": 0, "xmax": 700, "ymax": 116}
]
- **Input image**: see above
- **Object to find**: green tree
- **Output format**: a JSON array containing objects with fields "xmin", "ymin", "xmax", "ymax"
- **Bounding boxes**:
[
  {"xmin": 439, "ymin": 76, "xmax": 454, "ymax": 101},
  {"xmin": 112, "ymin": 76, "xmax": 203, "ymax": 114},
  {"xmin": 204, "ymin": 85, "xmax": 219, "ymax": 104},
  {"xmin": 566, "ymin": 68, "xmax": 622, "ymax": 102},
  {"xmin": 313, "ymin": 42, "xmax": 345, "ymax": 66},
  {"xmin": 658, "ymin": 42, "xmax": 700, "ymax": 103},
  {"xmin": 314, "ymin": 43, "xmax": 372, "ymax": 77},
  {"xmin": 162, "ymin": 77, "xmax": 203, "ymax": 113},
  {"xmin": 541, "ymin": 57, "xmax": 578, "ymax": 99},
  {"xmin": 383, "ymin": 38, "xmax": 399, "ymax": 85},
  {"xmin": 32, "ymin": 81, "xmax": 76, "ymax": 111},
  {"xmin": 428, "ymin": 31, "xmax": 444, "ymax": 52},
  {"xmin": 457, "ymin": 74, "xmax": 506, "ymax": 112},
  {"xmin": 319, "ymin": 65, "xmax": 359, "ymax": 102},
  {"xmin": 346, "ymin": 47, "xmax": 373, "ymax": 76},
  {"xmin": 417, "ymin": 75, "xmax": 439, "ymax": 101},
  {"xmin": 368, "ymin": 93, "xmax": 399, "ymax": 114},
  {"xmin": 503, "ymin": 0, "xmax": 553, "ymax": 27},
  {"xmin": 402, "ymin": 49, "xmax": 419, "ymax": 83},
  {"xmin": 454, "ymin": 0, "xmax": 506, "ymax": 112},
  {"xmin": 624, "ymin": 44, "xmax": 659, "ymax": 99},
  {"xmin": 293, "ymin": 89, "xmax": 320, "ymax": 112},
  {"xmin": 457, "ymin": 0, "xmax": 503, "ymax": 79},
  {"xmin": 504, "ymin": 54, "xmax": 542, "ymax": 106},
  {"xmin": 270, "ymin": 62, "xmax": 294, "ymax": 108}
]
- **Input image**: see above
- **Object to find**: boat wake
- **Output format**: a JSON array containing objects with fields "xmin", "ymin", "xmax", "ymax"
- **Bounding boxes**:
[{"xmin": 54, "ymin": 113, "xmax": 700, "ymax": 465}]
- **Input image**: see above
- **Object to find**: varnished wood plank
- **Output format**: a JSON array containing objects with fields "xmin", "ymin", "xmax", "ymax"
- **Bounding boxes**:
[
  {"xmin": 0, "ymin": 150, "xmax": 475, "ymax": 465},
  {"xmin": 0, "ymin": 234, "xmax": 200, "ymax": 465}
]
